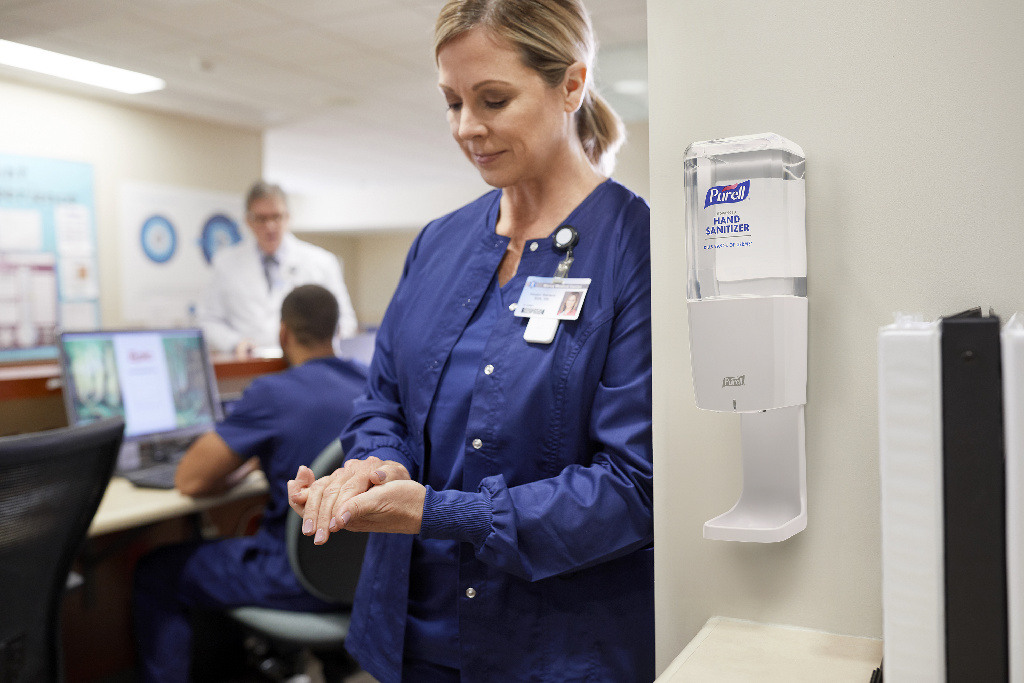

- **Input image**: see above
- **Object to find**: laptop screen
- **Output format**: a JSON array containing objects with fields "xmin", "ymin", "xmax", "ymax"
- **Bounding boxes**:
[{"xmin": 58, "ymin": 328, "xmax": 223, "ymax": 447}]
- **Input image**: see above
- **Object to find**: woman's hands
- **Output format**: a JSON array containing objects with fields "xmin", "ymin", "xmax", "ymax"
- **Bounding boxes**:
[{"xmin": 287, "ymin": 457, "xmax": 425, "ymax": 544}]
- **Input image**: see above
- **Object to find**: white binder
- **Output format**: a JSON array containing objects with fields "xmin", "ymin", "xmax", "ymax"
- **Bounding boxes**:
[{"xmin": 878, "ymin": 314, "xmax": 945, "ymax": 682}]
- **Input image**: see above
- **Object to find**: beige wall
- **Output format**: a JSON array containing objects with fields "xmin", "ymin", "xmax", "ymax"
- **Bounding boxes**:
[
  {"xmin": 649, "ymin": 0, "xmax": 1024, "ymax": 674},
  {"xmin": 0, "ymin": 77, "xmax": 262, "ymax": 328},
  {"xmin": 296, "ymin": 229, "xmax": 417, "ymax": 327},
  {"xmin": 615, "ymin": 120, "xmax": 650, "ymax": 202}
]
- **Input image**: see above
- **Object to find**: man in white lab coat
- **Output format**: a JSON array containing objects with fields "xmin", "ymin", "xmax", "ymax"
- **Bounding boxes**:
[{"xmin": 199, "ymin": 181, "xmax": 358, "ymax": 357}]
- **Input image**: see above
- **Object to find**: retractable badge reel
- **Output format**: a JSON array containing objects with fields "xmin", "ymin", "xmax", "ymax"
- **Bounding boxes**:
[
  {"xmin": 552, "ymin": 225, "xmax": 578, "ymax": 276},
  {"xmin": 520, "ymin": 225, "xmax": 589, "ymax": 344}
]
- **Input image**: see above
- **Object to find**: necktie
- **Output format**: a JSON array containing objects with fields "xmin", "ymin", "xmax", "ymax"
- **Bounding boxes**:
[{"xmin": 262, "ymin": 254, "xmax": 278, "ymax": 292}]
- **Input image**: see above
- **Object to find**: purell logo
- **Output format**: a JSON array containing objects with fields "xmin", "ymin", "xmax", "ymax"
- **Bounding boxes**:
[
  {"xmin": 722, "ymin": 375, "xmax": 745, "ymax": 388},
  {"xmin": 704, "ymin": 180, "xmax": 750, "ymax": 208}
]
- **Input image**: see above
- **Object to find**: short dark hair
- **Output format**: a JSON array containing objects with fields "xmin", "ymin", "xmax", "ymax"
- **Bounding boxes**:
[
  {"xmin": 280, "ymin": 285, "xmax": 339, "ymax": 346},
  {"xmin": 245, "ymin": 180, "xmax": 288, "ymax": 212}
]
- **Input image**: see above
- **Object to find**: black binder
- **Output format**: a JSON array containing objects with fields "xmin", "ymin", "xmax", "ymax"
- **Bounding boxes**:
[{"xmin": 940, "ymin": 309, "xmax": 1008, "ymax": 681}]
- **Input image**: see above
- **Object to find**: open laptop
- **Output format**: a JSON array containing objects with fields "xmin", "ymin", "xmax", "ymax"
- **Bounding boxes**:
[{"xmin": 58, "ymin": 328, "xmax": 223, "ymax": 489}]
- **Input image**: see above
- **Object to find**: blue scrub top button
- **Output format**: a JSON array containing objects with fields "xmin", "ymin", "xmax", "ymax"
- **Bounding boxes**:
[
  {"xmin": 484, "ymin": 364, "xmax": 494, "ymax": 375},
  {"xmin": 472, "ymin": 438, "xmax": 483, "ymax": 449},
  {"xmin": 466, "ymin": 587, "xmax": 477, "ymax": 598},
  {"xmin": 529, "ymin": 242, "xmax": 538, "ymax": 252}
]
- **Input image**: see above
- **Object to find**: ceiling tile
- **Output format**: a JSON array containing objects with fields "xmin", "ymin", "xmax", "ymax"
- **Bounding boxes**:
[
  {"xmin": 42, "ymin": 14, "xmax": 187, "ymax": 57},
  {"xmin": 247, "ymin": 0, "xmax": 394, "ymax": 22},
  {"xmin": 130, "ymin": 0, "xmax": 286, "ymax": 39},
  {"xmin": 319, "ymin": 4, "xmax": 436, "ymax": 50},
  {"xmin": 0, "ymin": 0, "xmax": 125, "ymax": 40},
  {"xmin": 218, "ymin": 24, "xmax": 362, "ymax": 70},
  {"xmin": 0, "ymin": 0, "xmax": 648, "ymax": 193}
]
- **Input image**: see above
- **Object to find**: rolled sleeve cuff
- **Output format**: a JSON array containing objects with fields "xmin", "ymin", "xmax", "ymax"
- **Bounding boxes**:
[{"xmin": 419, "ymin": 486, "xmax": 492, "ymax": 548}]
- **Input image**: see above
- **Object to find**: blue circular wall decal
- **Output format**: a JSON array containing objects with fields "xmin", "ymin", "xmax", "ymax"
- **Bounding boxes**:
[
  {"xmin": 199, "ymin": 214, "xmax": 242, "ymax": 264},
  {"xmin": 140, "ymin": 215, "xmax": 177, "ymax": 263}
]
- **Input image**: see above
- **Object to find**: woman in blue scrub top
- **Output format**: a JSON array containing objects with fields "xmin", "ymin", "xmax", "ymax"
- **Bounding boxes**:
[{"xmin": 289, "ymin": 1, "xmax": 653, "ymax": 680}]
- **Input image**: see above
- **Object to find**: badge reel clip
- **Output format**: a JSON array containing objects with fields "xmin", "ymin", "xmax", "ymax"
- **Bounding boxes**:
[{"xmin": 524, "ymin": 225, "xmax": 579, "ymax": 344}]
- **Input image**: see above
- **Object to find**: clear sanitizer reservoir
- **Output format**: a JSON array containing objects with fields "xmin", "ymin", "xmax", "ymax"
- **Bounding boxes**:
[{"xmin": 684, "ymin": 133, "xmax": 808, "ymax": 412}]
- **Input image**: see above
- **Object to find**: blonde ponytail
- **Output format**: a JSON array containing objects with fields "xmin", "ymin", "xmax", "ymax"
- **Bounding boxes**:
[{"xmin": 577, "ymin": 90, "xmax": 625, "ymax": 174}]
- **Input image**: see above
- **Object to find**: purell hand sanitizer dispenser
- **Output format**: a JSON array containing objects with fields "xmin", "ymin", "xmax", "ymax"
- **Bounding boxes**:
[{"xmin": 684, "ymin": 132, "xmax": 808, "ymax": 542}]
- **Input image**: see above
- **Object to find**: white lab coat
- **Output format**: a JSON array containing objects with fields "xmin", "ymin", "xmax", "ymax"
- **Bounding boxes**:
[{"xmin": 199, "ymin": 233, "xmax": 358, "ymax": 354}]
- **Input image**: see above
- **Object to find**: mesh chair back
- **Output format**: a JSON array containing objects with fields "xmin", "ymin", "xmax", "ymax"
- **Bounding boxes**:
[
  {"xmin": 0, "ymin": 418, "xmax": 124, "ymax": 683},
  {"xmin": 286, "ymin": 439, "xmax": 368, "ymax": 605}
]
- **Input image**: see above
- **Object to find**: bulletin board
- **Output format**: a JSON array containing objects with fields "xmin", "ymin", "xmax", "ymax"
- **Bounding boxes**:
[{"xmin": 0, "ymin": 153, "xmax": 99, "ymax": 362}]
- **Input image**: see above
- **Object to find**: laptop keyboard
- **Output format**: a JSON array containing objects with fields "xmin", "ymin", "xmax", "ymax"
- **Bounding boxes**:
[
  {"xmin": 122, "ymin": 434, "xmax": 202, "ymax": 489},
  {"xmin": 123, "ymin": 462, "xmax": 180, "ymax": 489}
]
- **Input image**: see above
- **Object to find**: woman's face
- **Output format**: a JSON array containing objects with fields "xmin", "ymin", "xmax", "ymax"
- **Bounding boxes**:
[{"xmin": 437, "ymin": 27, "xmax": 582, "ymax": 189}]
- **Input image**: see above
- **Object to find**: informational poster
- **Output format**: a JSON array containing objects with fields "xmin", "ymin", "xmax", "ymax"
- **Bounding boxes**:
[
  {"xmin": 119, "ymin": 182, "xmax": 245, "ymax": 329},
  {"xmin": 0, "ymin": 153, "xmax": 99, "ymax": 362}
]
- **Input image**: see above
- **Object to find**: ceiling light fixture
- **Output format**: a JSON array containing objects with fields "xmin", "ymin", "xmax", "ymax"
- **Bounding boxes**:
[{"xmin": 0, "ymin": 39, "xmax": 165, "ymax": 94}]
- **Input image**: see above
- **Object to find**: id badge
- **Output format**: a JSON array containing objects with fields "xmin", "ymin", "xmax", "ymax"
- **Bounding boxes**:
[{"xmin": 514, "ymin": 276, "xmax": 591, "ymax": 321}]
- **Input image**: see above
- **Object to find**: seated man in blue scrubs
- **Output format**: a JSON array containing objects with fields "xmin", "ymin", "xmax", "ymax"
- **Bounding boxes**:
[{"xmin": 132, "ymin": 284, "xmax": 368, "ymax": 682}]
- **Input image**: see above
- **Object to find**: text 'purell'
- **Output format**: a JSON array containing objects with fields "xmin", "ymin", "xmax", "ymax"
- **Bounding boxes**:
[{"xmin": 704, "ymin": 180, "xmax": 750, "ymax": 208}]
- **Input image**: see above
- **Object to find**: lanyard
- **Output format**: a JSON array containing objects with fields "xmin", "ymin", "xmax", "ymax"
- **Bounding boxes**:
[
  {"xmin": 552, "ymin": 225, "xmax": 579, "ymax": 279},
  {"xmin": 522, "ymin": 225, "xmax": 583, "ymax": 344}
]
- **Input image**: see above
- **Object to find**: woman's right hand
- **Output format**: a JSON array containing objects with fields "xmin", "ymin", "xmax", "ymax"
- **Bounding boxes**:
[{"xmin": 287, "ymin": 457, "xmax": 411, "ymax": 544}]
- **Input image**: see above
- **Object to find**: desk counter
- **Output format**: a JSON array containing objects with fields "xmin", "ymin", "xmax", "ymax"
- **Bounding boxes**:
[
  {"xmin": 89, "ymin": 471, "xmax": 270, "ymax": 537},
  {"xmin": 658, "ymin": 617, "xmax": 882, "ymax": 683}
]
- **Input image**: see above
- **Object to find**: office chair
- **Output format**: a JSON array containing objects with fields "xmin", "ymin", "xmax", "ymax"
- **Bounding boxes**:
[
  {"xmin": 0, "ymin": 417, "xmax": 124, "ymax": 683},
  {"xmin": 228, "ymin": 439, "xmax": 368, "ymax": 681}
]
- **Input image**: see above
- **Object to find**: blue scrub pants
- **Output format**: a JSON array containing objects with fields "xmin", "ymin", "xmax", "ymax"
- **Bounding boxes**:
[{"xmin": 132, "ymin": 538, "xmax": 333, "ymax": 682}]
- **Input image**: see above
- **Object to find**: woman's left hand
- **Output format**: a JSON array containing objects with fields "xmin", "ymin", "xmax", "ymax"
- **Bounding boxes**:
[
  {"xmin": 289, "ymin": 457, "xmax": 415, "ymax": 544},
  {"xmin": 334, "ymin": 480, "xmax": 426, "ymax": 535}
]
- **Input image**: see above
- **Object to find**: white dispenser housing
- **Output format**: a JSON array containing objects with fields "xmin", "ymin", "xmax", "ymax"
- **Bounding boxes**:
[{"xmin": 684, "ymin": 132, "xmax": 808, "ymax": 542}]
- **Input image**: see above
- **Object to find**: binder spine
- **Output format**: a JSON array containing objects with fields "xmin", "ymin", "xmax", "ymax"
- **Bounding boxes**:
[
  {"xmin": 940, "ymin": 316, "xmax": 1007, "ymax": 681},
  {"xmin": 878, "ymin": 319, "xmax": 946, "ymax": 681}
]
